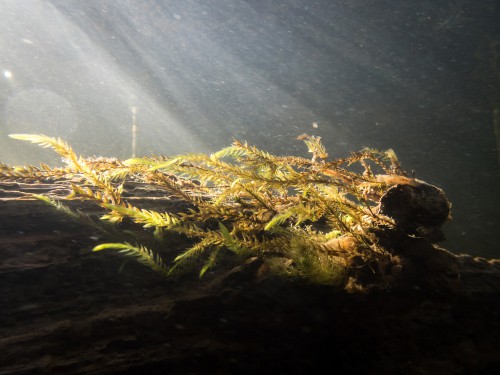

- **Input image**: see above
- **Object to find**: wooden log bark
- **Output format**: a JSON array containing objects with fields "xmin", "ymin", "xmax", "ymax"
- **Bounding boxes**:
[{"xmin": 1, "ymin": 180, "xmax": 499, "ymax": 374}]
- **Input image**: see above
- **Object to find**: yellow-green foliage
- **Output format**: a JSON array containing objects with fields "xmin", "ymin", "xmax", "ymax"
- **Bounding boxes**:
[
  {"xmin": 266, "ymin": 227, "xmax": 347, "ymax": 286},
  {"xmin": 93, "ymin": 242, "xmax": 169, "ymax": 276},
  {"xmin": 6, "ymin": 133, "xmax": 403, "ymax": 284}
]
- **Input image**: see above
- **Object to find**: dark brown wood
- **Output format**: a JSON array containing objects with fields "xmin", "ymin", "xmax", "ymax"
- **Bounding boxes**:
[
  {"xmin": 1, "ymin": 180, "xmax": 499, "ymax": 374},
  {"xmin": 379, "ymin": 180, "xmax": 451, "ymax": 241}
]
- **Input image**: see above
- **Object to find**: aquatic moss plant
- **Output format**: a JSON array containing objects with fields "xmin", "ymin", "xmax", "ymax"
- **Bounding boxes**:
[{"xmin": 4, "ymin": 133, "xmax": 408, "ymax": 285}]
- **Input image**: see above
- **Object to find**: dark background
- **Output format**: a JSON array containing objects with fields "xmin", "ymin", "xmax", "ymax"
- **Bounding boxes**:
[{"xmin": 1, "ymin": 0, "xmax": 499, "ymax": 256}]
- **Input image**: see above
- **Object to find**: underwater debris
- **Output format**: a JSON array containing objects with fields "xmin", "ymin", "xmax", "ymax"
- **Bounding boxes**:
[{"xmin": 3, "ymin": 133, "xmax": 453, "ymax": 289}]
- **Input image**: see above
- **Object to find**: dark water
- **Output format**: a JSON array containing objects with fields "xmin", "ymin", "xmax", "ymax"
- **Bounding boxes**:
[{"xmin": 0, "ymin": 0, "xmax": 499, "ymax": 256}]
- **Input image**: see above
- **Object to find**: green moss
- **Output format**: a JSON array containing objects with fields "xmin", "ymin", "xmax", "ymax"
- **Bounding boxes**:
[{"xmin": 5, "ymin": 133, "xmax": 406, "ymax": 285}]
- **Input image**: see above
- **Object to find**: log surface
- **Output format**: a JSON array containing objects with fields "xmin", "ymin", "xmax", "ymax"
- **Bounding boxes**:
[{"xmin": 1, "ymin": 180, "xmax": 499, "ymax": 374}]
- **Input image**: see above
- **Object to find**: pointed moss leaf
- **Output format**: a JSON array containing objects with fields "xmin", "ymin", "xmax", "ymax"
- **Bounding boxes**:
[
  {"xmin": 385, "ymin": 148, "xmax": 398, "ymax": 162},
  {"xmin": 218, "ymin": 221, "xmax": 231, "ymax": 240},
  {"xmin": 31, "ymin": 194, "xmax": 52, "ymax": 204},
  {"xmin": 148, "ymin": 158, "xmax": 178, "ymax": 171},
  {"xmin": 264, "ymin": 210, "xmax": 294, "ymax": 231},
  {"xmin": 212, "ymin": 145, "xmax": 244, "ymax": 160},
  {"xmin": 123, "ymin": 157, "xmax": 154, "ymax": 167},
  {"xmin": 199, "ymin": 247, "xmax": 221, "ymax": 278},
  {"xmin": 9, "ymin": 134, "xmax": 46, "ymax": 142},
  {"xmin": 230, "ymin": 178, "xmax": 243, "ymax": 189},
  {"xmin": 102, "ymin": 203, "xmax": 180, "ymax": 228},
  {"xmin": 93, "ymin": 242, "xmax": 168, "ymax": 274},
  {"xmin": 218, "ymin": 222, "xmax": 242, "ymax": 254},
  {"xmin": 93, "ymin": 243, "xmax": 131, "ymax": 252},
  {"xmin": 325, "ymin": 230, "xmax": 342, "ymax": 240}
]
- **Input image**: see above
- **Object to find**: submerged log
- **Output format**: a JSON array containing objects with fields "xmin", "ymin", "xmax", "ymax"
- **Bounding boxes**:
[
  {"xmin": 1, "ymin": 179, "xmax": 499, "ymax": 374},
  {"xmin": 0, "ymin": 178, "xmax": 497, "ymax": 290}
]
